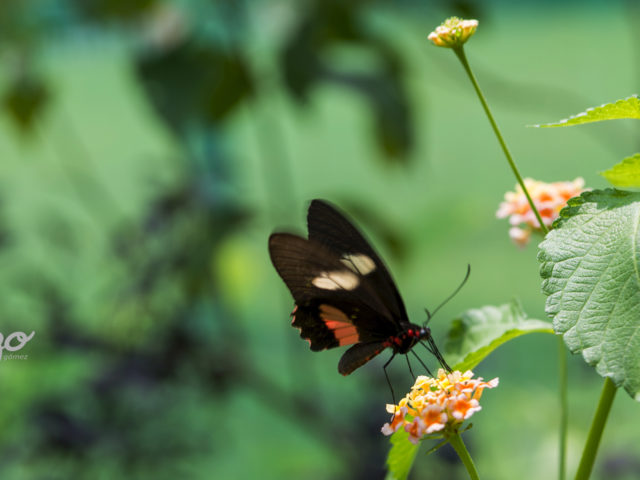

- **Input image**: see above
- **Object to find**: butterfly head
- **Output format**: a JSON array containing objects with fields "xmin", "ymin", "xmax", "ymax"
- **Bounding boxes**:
[{"xmin": 416, "ymin": 326, "xmax": 431, "ymax": 340}]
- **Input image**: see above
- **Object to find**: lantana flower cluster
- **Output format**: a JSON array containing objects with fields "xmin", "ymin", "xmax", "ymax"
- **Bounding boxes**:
[
  {"xmin": 496, "ymin": 177, "xmax": 586, "ymax": 246},
  {"xmin": 381, "ymin": 369, "xmax": 498, "ymax": 444},
  {"xmin": 428, "ymin": 17, "xmax": 478, "ymax": 48}
]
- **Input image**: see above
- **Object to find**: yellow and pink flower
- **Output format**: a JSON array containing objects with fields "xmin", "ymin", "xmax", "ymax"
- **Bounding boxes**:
[
  {"xmin": 496, "ymin": 177, "xmax": 586, "ymax": 246},
  {"xmin": 381, "ymin": 369, "xmax": 498, "ymax": 444},
  {"xmin": 428, "ymin": 17, "xmax": 478, "ymax": 48}
]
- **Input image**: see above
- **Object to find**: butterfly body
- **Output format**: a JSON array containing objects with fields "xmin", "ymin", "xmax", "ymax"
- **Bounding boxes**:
[
  {"xmin": 269, "ymin": 199, "xmax": 450, "ymax": 377},
  {"xmin": 381, "ymin": 323, "xmax": 429, "ymax": 355}
]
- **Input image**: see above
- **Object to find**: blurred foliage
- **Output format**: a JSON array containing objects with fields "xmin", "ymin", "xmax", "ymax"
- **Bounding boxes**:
[
  {"xmin": 137, "ymin": 41, "xmax": 255, "ymax": 132},
  {"xmin": 73, "ymin": 0, "xmax": 159, "ymax": 22},
  {"xmin": 0, "ymin": 0, "xmax": 639, "ymax": 479},
  {"xmin": 0, "ymin": 0, "xmax": 434, "ymax": 478},
  {"xmin": 3, "ymin": 73, "xmax": 49, "ymax": 135},
  {"xmin": 280, "ymin": 0, "xmax": 414, "ymax": 161}
]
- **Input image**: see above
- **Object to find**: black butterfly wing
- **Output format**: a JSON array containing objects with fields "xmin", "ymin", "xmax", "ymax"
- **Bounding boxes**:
[
  {"xmin": 338, "ymin": 342, "xmax": 388, "ymax": 375},
  {"xmin": 269, "ymin": 233, "xmax": 399, "ymax": 353},
  {"xmin": 307, "ymin": 200, "xmax": 409, "ymax": 323}
]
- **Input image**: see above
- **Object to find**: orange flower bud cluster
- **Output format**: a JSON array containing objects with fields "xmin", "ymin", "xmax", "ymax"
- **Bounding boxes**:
[{"xmin": 382, "ymin": 369, "xmax": 498, "ymax": 444}]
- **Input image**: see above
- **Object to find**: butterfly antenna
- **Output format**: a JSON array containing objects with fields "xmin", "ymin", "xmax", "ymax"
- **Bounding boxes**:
[{"xmin": 424, "ymin": 264, "xmax": 471, "ymax": 325}]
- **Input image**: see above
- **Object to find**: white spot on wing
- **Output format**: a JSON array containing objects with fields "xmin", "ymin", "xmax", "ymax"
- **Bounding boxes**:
[
  {"xmin": 312, "ymin": 276, "xmax": 341, "ymax": 290},
  {"xmin": 312, "ymin": 270, "xmax": 359, "ymax": 290},
  {"xmin": 341, "ymin": 253, "xmax": 376, "ymax": 275}
]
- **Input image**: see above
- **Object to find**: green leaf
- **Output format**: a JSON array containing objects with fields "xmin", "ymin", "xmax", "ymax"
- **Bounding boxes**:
[
  {"xmin": 533, "ymin": 95, "xmax": 640, "ymax": 127},
  {"xmin": 385, "ymin": 428, "xmax": 419, "ymax": 480},
  {"xmin": 538, "ymin": 189, "xmax": 640, "ymax": 400},
  {"xmin": 600, "ymin": 154, "xmax": 640, "ymax": 188},
  {"xmin": 444, "ymin": 301, "xmax": 554, "ymax": 372}
]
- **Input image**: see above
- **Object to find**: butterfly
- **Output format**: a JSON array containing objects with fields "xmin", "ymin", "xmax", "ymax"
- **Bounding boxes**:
[{"xmin": 268, "ymin": 199, "xmax": 458, "ymax": 388}]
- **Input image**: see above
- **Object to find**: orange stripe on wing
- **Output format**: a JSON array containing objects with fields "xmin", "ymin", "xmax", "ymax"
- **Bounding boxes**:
[
  {"xmin": 319, "ymin": 304, "xmax": 351, "ymax": 323},
  {"xmin": 338, "ymin": 333, "xmax": 360, "ymax": 346},
  {"xmin": 332, "ymin": 325, "xmax": 358, "ymax": 339},
  {"xmin": 319, "ymin": 304, "xmax": 360, "ymax": 346},
  {"xmin": 324, "ymin": 320, "xmax": 354, "ymax": 331}
]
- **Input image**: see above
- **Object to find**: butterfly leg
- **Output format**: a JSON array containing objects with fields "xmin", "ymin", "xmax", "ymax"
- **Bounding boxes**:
[
  {"xmin": 405, "ymin": 354, "xmax": 416, "ymax": 381},
  {"xmin": 411, "ymin": 349, "xmax": 434, "ymax": 377},
  {"xmin": 423, "ymin": 336, "xmax": 451, "ymax": 372},
  {"xmin": 383, "ymin": 352, "xmax": 397, "ymax": 406}
]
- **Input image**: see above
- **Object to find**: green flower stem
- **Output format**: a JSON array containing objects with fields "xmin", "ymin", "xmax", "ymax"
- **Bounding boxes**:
[
  {"xmin": 558, "ymin": 339, "xmax": 568, "ymax": 480},
  {"xmin": 452, "ymin": 46, "xmax": 548, "ymax": 235},
  {"xmin": 448, "ymin": 432, "xmax": 480, "ymax": 480},
  {"xmin": 451, "ymin": 45, "xmax": 568, "ymax": 480},
  {"xmin": 574, "ymin": 377, "xmax": 617, "ymax": 480}
]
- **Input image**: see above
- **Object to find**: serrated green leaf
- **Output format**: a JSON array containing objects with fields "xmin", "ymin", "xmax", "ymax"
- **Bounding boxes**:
[
  {"xmin": 533, "ymin": 95, "xmax": 640, "ymax": 127},
  {"xmin": 444, "ymin": 301, "xmax": 553, "ymax": 372},
  {"xmin": 385, "ymin": 428, "xmax": 419, "ymax": 480},
  {"xmin": 600, "ymin": 154, "xmax": 640, "ymax": 188},
  {"xmin": 538, "ymin": 189, "xmax": 640, "ymax": 400}
]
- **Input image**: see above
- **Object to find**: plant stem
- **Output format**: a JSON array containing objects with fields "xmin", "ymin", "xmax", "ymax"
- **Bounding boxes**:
[
  {"xmin": 452, "ymin": 46, "xmax": 548, "ymax": 234},
  {"xmin": 574, "ymin": 377, "xmax": 617, "ymax": 480},
  {"xmin": 452, "ymin": 45, "xmax": 570, "ymax": 478},
  {"xmin": 448, "ymin": 432, "xmax": 480, "ymax": 480},
  {"xmin": 558, "ymin": 338, "xmax": 568, "ymax": 480}
]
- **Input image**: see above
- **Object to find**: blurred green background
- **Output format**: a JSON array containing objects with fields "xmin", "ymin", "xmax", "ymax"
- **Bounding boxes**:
[{"xmin": 1, "ymin": 0, "xmax": 640, "ymax": 479}]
